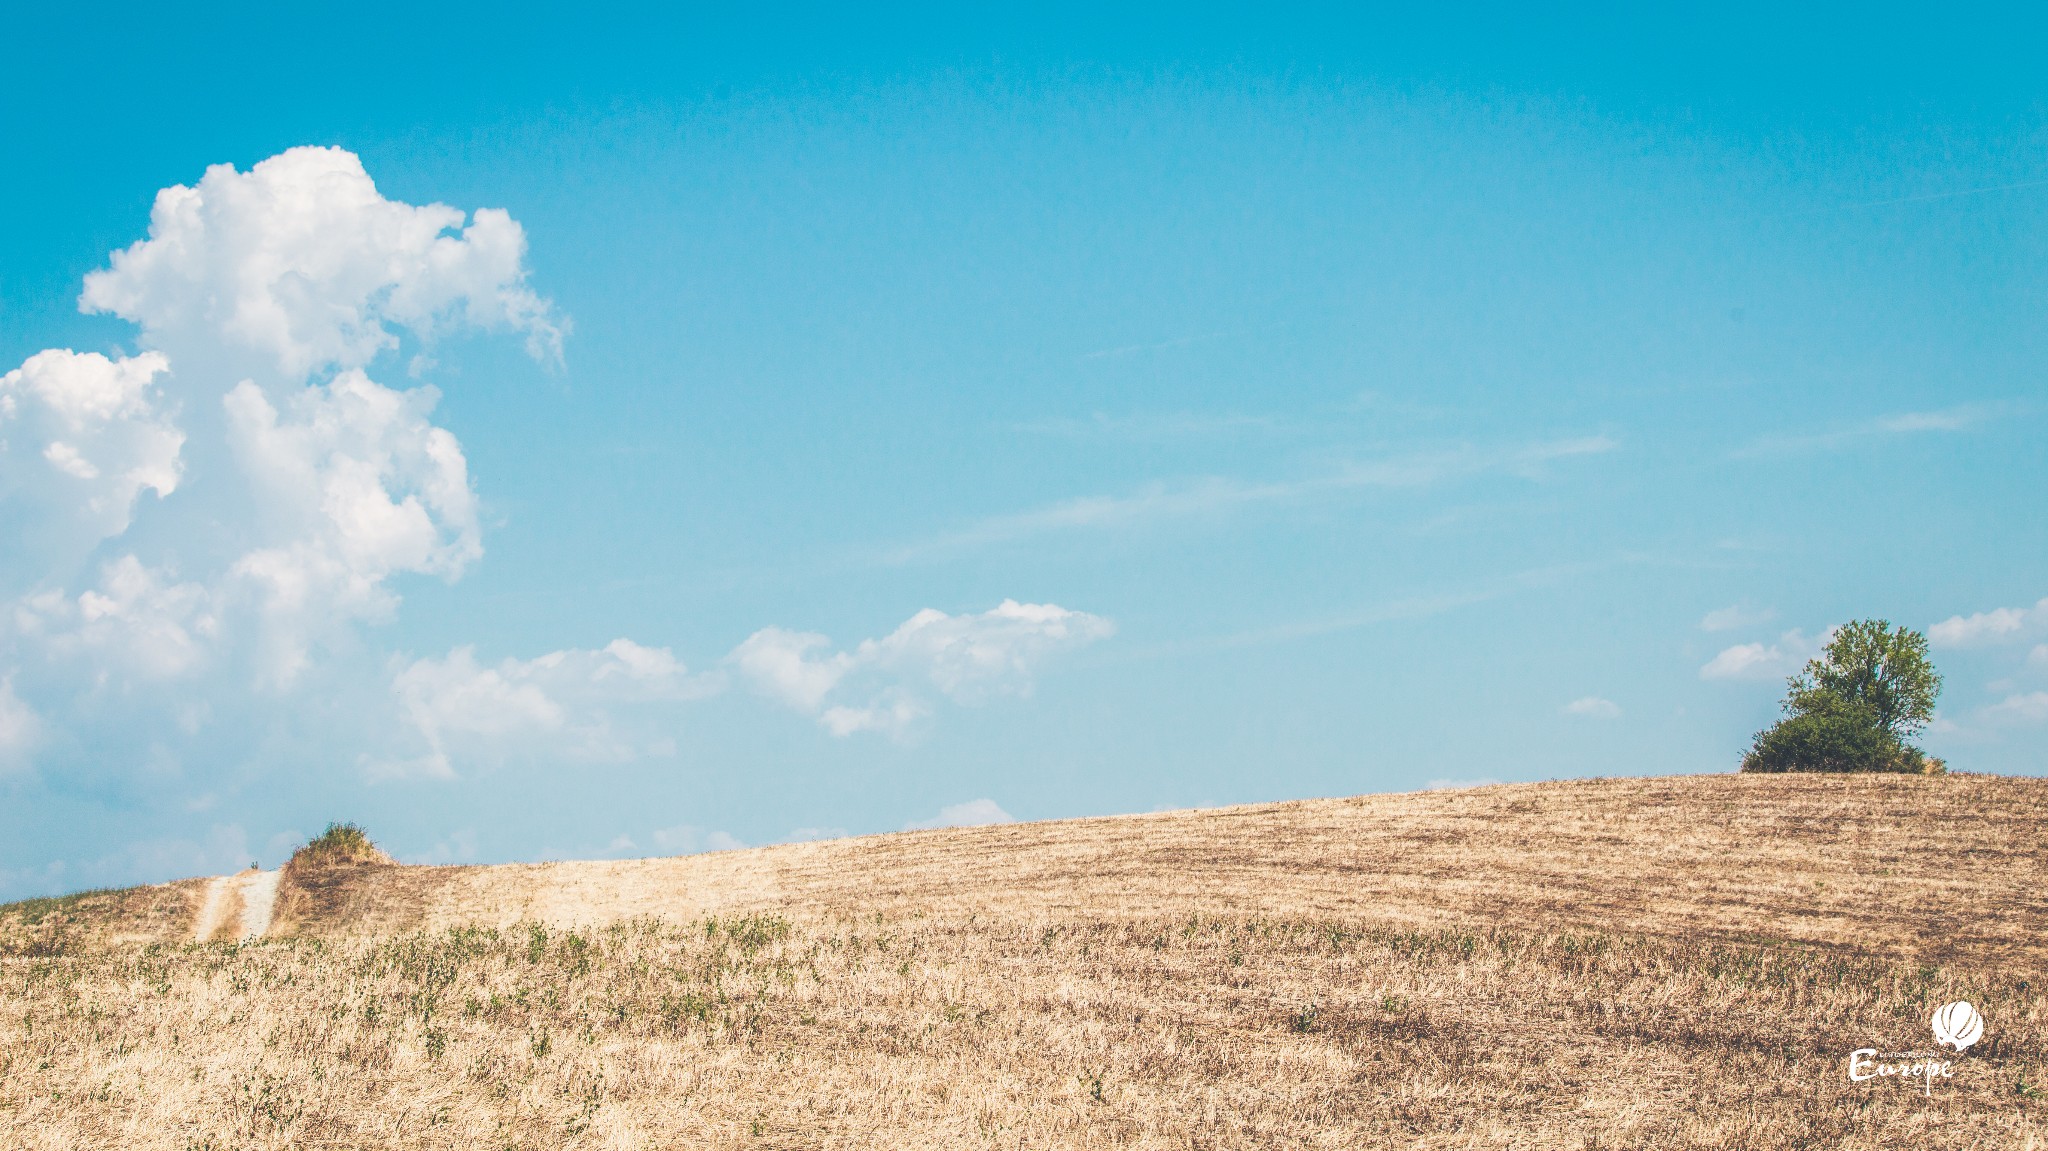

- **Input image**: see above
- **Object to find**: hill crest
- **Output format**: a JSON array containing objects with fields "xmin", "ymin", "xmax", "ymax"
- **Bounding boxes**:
[{"xmin": 9, "ymin": 772, "xmax": 2044, "ymax": 965}]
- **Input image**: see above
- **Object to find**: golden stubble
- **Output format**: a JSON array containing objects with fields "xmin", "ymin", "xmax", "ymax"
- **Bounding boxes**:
[{"xmin": 3, "ymin": 773, "xmax": 2044, "ymax": 1149}]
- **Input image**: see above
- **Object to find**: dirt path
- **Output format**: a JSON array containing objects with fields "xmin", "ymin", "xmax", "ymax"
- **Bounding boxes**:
[
  {"xmin": 190, "ymin": 877, "xmax": 232, "ymax": 942},
  {"xmin": 238, "ymin": 870, "xmax": 280, "ymax": 940},
  {"xmin": 188, "ymin": 870, "xmax": 280, "ymax": 942}
]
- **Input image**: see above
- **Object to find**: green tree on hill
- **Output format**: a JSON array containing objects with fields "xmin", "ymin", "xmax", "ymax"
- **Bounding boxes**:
[{"xmin": 1741, "ymin": 619, "xmax": 1945, "ymax": 774}]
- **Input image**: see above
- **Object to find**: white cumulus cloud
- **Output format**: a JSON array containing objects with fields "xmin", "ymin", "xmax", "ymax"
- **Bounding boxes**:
[
  {"xmin": 1930, "ymin": 598, "xmax": 2047, "ymax": 648},
  {"xmin": 859, "ymin": 599, "xmax": 1118, "ymax": 704},
  {"xmin": 1980, "ymin": 691, "xmax": 2048, "ymax": 726},
  {"xmin": 80, "ymin": 146, "xmax": 563, "ymax": 381},
  {"xmin": 0, "ymin": 678, "xmax": 40, "ymax": 774},
  {"xmin": 1562, "ymin": 696, "xmax": 1621, "ymax": 719},
  {"xmin": 1700, "ymin": 628, "xmax": 1828, "ymax": 681},
  {"xmin": 649, "ymin": 825, "xmax": 747, "ymax": 855},
  {"xmin": 820, "ymin": 694, "xmax": 930, "ymax": 739},
  {"xmin": 221, "ymin": 371, "xmax": 482, "ymax": 683},
  {"xmin": 729, "ymin": 628, "xmax": 852, "ymax": 712},
  {"xmin": 383, "ymin": 639, "xmax": 718, "ymax": 778},
  {"xmin": 0, "ymin": 146, "xmax": 1112, "ymax": 838},
  {"xmin": 1922, "ymin": 598, "xmax": 2048, "ymax": 741},
  {"xmin": 15, "ymin": 556, "xmax": 219, "ymax": 682},
  {"xmin": 1698, "ymin": 604, "xmax": 1773, "ymax": 633},
  {"xmin": 0, "ymin": 349, "xmax": 183, "ymax": 569},
  {"xmin": 0, "ymin": 146, "xmax": 565, "ymax": 783},
  {"xmin": 905, "ymin": 798, "xmax": 1015, "ymax": 830}
]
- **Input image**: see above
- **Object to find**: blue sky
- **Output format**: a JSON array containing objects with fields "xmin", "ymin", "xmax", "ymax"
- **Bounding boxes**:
[{"xmin": 3, "ymin": 4, "xmax": 2045, "ymax": 898}]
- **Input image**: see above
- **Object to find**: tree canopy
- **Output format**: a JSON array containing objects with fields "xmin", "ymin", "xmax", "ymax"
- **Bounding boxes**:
[{"xmin": 1741, "ymin": 619, "xmax": 1945, "ymax": 774}]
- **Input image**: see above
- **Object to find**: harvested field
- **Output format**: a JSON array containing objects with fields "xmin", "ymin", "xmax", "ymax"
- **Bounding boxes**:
[{"xmin": 3, "ymin": 773, "xmax": 2044, "ymax": 1148}]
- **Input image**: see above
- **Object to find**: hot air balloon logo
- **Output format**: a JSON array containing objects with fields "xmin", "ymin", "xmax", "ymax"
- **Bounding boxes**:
[{"xmin": 1931, "ymin": 1001, "xmax": 1984, "ymax": 1052}]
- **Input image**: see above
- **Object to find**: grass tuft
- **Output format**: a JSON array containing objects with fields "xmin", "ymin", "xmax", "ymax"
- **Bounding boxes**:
[{"xmin": 290, "ymin": 823, "xmax": 390, "ymax": 868}]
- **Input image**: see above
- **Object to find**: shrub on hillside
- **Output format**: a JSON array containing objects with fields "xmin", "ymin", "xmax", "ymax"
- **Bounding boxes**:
[
  {"xmin": 271, "ymin": 823, "xmax": 391, "ymax": 937},
  {"xmin": 1740, "ymin": 619, "xmax": 1945, "ymax": 775},
  {"xmin": 1740, "ymin": 697, "xmax": 1932, "ymax": 774},
  {"xmin": 289, "ymin": 822, "xmax": 390, "ymax": 868}
]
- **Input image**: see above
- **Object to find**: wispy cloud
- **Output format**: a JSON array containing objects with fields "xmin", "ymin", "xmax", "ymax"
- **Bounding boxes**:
[
  {"xmin": 1078, "ymin": 330, "xmax": 1234, "ymax": 361},
  {"xmin": 881, "ymin": 436, "xmax": 1616, "ymax": 563},
  {"xmin": 1563, "ymin": 696, "xmax": 1622, "ymax": 719},
  {"xmin": 1119, "ymin": 559, "xmax": 1609, "ymax": 659},
  {"xmin": 1930, "ymin": 597, "xmax": 2048, "ymax": 648},
  {"xmin": 731, "ymin": 600, "xmax": 1113, "ymax": 740},
  {"xmin": 1789, "ymin": 176, "xmax": 2048, "ymax": 216},
  {"xmin": 1699, "ymin": 605, "xmax": 1774, "ymax": 633},
  {"xmin": 1980, "ymin": 691, "xmax": 2048, "ymax": 726},
  {"xmin": 1187, "ymin": 588, "xmax": 1506, "ymax": 652},
  {"xmin": 1700, "ymin": 628, "xmax": 1830, "ymax": 681},
  {"xmin": 1736, "ymin": 402, "xmax": 2019, "ymax": 457},
  {"xmin": 1012, "ymin": 410, "xmax": 1285, "ymax": 440},
  {"xmin": 905, "ymin": 798, "xmax": 1015, "ymax": 830}
]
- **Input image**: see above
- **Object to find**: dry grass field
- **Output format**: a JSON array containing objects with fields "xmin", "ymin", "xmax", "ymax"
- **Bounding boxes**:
[{"xmin": 2, "ymin": 772, "xmax": 2044, "ymax": 1149}]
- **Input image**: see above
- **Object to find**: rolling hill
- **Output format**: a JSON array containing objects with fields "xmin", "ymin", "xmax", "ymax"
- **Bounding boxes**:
[{"xmin": 3, "ymin": 773, "xmax": 2044, "ymax": 1148}]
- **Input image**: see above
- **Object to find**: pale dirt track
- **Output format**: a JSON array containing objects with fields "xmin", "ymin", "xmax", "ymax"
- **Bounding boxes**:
[
  {"xmin": 188, "ymin": 875, "xmax": 231, "ymax": 942},
  {"xmin": 186, "ymin": 869, "xmax": 281, "ymax": 942},
  {"xmin": 238, "ymin": 868, "xmax": 280, "ymax": 939}
]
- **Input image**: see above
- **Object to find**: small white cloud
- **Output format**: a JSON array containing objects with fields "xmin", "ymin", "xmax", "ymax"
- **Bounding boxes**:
[
  {"xmin": 1981, "ymin": 691, "xmax": 2048, "ymax": 726},
  {"xmin": 1699, "ymin": 643, "xmax": 1780, "ymax": 680},
  {"xmin": 1930, "ymin": 599, "xmax": 2047, "ymax": 648},
  {"xmin": 1700, "ymin": 628, "xmax": 1828, "ymax": 681},
  {"xmin": 648, "ymin": 825, "xmax": 746, "ymax": 855},
  {"xmin": 1699, "ymin": 604, "xmax": 1774, "ymax": 632},
  {"xmin": 780, "ymin": 826, "xmax": 850, "ymax": 844},
  {"xmin": 395, "ymin": 646, "xmax": 564, "ymax": 742},
  {"xmin": 385, "ymin": 639, "xmax": 716, "ymax": 777},
  {"xmin": 402, "ymin": 829, "xmax": 479, "ymax": 865},
  {"xmin": 819, "ymin": 695, "xmax": 928, "ymax": 738},
  {"xmin": 905, "ymin": 798, "xmax": 1015, "ymax": 831},
  {"xmin": 1563, "ymin": 696, "xmax": 1622, "ymax": 719},
  {"xmin": 858, "ymin": 599, "xmax": 1117, "ymax": 705},
  {"xmin": 729, "ymin": 627, "xmax": 852, "ymax": 712},
  {"xmin": 733, "ymin": 600, "xmax": 1112, "ymax": 738},
  {"xmin": 0, "ymin": 677, "xmax": 41, "ymax": 774}
]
